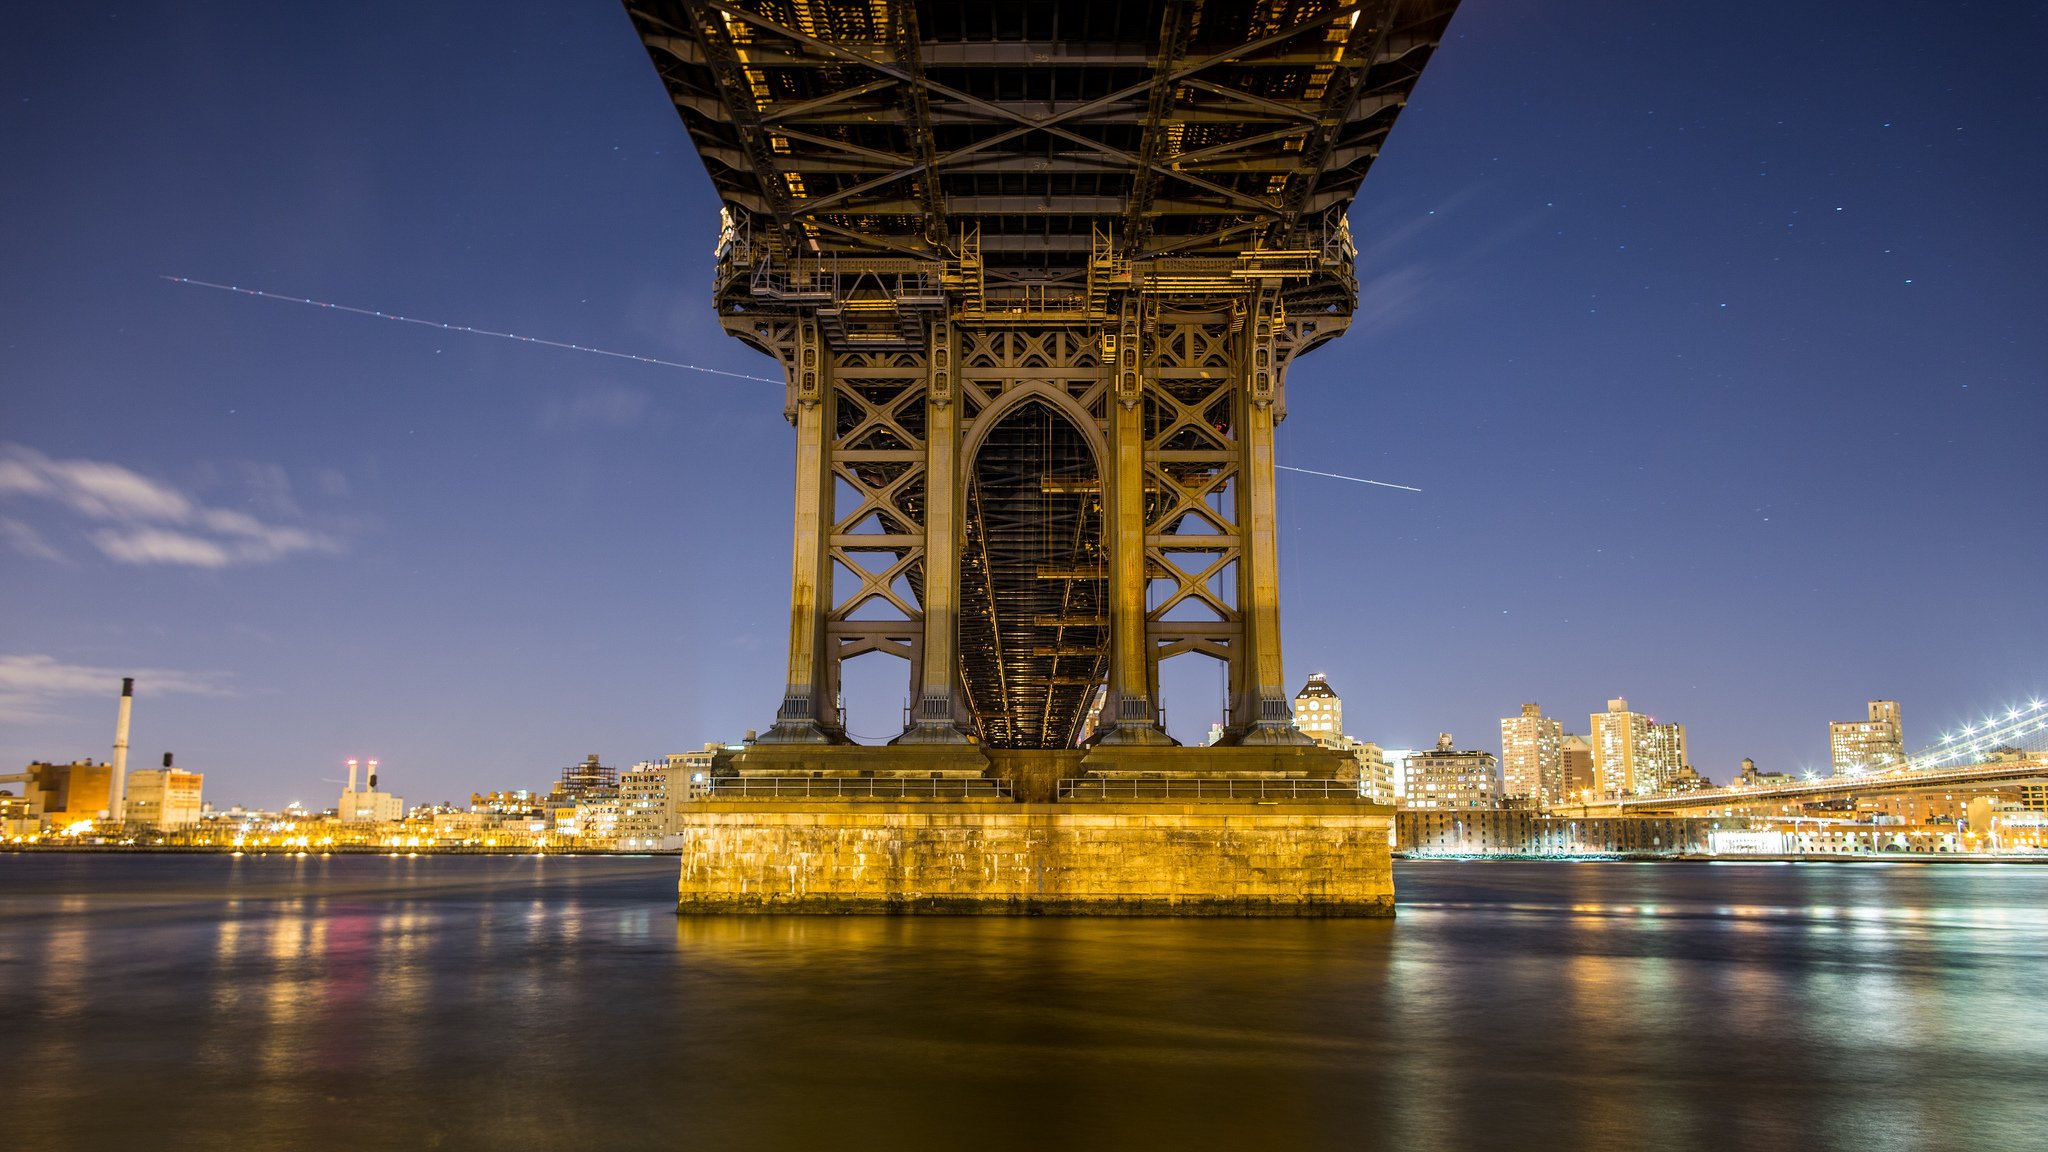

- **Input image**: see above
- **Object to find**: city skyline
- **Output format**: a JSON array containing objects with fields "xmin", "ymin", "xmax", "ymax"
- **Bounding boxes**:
[{"xmin": 4, "ymin": 0, "xmax": 2045, "ymax": 808}]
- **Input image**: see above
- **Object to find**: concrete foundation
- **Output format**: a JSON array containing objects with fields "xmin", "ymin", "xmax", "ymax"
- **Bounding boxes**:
[{"xmin": 679, "ymin": 742, "xmax": 1391, "ymax": 915}]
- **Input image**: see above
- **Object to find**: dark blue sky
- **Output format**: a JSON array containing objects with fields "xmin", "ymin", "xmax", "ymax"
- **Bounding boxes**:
[{"xmin": 4, "ymin": 2, "xmax": 2043, "ymax": 807}]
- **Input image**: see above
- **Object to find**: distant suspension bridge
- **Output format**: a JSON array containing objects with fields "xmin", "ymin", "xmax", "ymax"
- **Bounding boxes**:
[{"xmin": 1559, "ymin": 697, "xmax": 2048, "ymax": 815}]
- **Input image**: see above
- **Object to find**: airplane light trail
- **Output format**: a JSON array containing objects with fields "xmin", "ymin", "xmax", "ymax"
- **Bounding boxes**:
[
  {"xmin": 160, "ymin": 275, "xmax": 780, "ymax": 382},
  {"xmin": 160, "ymin": 275, "xmax": 1421, "ymax": 492},
  {"xmin": 1275, "ymin": 465, "xmax": 1422, "ymax": 493}
]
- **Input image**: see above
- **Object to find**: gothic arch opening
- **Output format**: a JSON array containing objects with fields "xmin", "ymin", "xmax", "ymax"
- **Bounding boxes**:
[{"xmin": 958, "ymin": 400, "xmax": 1107, "ymax": 748}]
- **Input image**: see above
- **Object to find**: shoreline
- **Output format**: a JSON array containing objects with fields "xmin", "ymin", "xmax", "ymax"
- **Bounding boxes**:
[
  {"xmin": 6, "ymin": 845, "xmax": 2046, "ymax": 864},
  {"xmin": 1, "ymin": 844, "xmax": 649, "ymax": 856},
  {"xmin": 1395, "ymin": 851, "xmax": 2048, "ymax": 864}
]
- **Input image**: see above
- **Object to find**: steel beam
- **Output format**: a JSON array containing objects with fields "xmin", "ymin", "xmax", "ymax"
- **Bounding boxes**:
[{"xmin": 631, "ymin": 0, "xmax": 1463, "ymax": 749}]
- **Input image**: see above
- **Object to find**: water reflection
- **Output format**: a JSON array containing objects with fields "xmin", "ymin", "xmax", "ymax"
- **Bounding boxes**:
[{"xmin": 1, "ymin": 855, "xmax": 2045, "ymax": 1151}]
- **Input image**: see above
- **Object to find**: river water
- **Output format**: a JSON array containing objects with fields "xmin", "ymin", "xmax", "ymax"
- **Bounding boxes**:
[{"xmin": 2, "ymin": 855, "xmax": 2042, "ymax": 1151}]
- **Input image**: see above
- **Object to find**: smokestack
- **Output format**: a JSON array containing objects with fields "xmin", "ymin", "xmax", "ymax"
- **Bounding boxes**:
[
  {"xmin": 347, "ymin": 758, "xmax": 359, "ymax": 794},
  {"xmin": 367, "ymin": 759, "xmax": 379, "ymax": 791},
  {"xmin": 109, "ymin": 677, "xmax": 133, "ymax": 820},
  {"xmin": 163, "ymin": 752, "xmax": 173, "ymax": 768}
]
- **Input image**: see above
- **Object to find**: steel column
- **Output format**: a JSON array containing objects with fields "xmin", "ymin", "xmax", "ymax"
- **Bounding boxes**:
[
  {"xmin": 1235, "ymin": 290, "xmax": 1309, "ymax": 744},
  {"xmin": 900, "ymin": 315, "xmax": 967, "ymax": 741},
  {"xmin": 1099, "ymin": 301, "xmax": 1172, "ymax": 744},
  {"xmin": 763, "ymin": 315, "xmax": 840, "ymax": 742}
]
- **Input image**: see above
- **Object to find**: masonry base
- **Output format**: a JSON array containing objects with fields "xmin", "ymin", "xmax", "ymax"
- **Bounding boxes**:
[{"xmin": 675, "ymin": 798, "xmax": 1394, "ymax": 916}]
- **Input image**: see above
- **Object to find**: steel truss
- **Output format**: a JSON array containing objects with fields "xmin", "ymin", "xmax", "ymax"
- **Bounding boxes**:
[{"xmin": 624, "ymin": 0, "xmax": 1459, "ymax": 748}]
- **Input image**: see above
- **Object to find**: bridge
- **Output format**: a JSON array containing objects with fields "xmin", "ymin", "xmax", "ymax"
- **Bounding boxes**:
[
  {"xmin": 625, "ymin": 0, "xmax": 1460, "ymax": 751},
  {"xmin": 1559, "ymin": 757, "xmax": 2048, "ymax": 816},
  {"xmin": 1556, "ymin": 698, "xmax": 2048, "ymax": 816}
]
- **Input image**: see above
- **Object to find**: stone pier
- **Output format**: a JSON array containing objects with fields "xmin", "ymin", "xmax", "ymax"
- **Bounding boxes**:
[{"xmin": 676, "ymin": 747, "xmax": 1393, "ymax": 916}]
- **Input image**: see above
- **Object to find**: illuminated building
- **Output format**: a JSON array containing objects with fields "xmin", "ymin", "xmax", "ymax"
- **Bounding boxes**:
[
  {"xmin": 1, "ymin": 790, "xmax": 34, "ymax": 837},
  {"xmin": 555, "ymin": 754, "xmax": 619, "ymax": 801},
  {"xmin": 124, "ymin": 763, "xmax": 204, "ymax": 829},
  {"xmin": 1500, "ymin": 703, "xmax": 1564, "ymax": 803},
  {"xmin": 1830, "ymin": 700, "xmax": 1904, "ymax": 776},
  {"xmin": 472, "ymin": 790, "xmax": 546, "ymax": 819},
  {"xmin": 1560, "ymin": 734, "xmax": 1595, "ymax": 798},
  {"xmin": 423, "ymin": 810, "xmax": 494, "ymax": 843},
  {"xmin": 1292, "ymin": 674, "xmax": 1342, "ymax": 741},
  {"xmin": 1384, "ymin": 748, "xmax": 1421, "ymax": 802},
  {"xmin": 1287, "ymin": 677, "xmax": 1389, "ymax": 804},
  {"xmin": 1590, "ymin": 698, "xmax": 1689, "ymax": 796},
  {"xmin": 1734, "ymin": 757, "xmax": 1798, "ymax": 789},
  {"xmin": 671, "ymin": 746, "xmax": 723, "ymax": 800},
  {"xmin": 1644, "ymin": 721, "xmax": 1691, "ymax": 792},
  {"xmin": 1401, "ymin": 734, "xmax": 1501, "ymax": 809},
  {"xmin": 1349, "ymin": 742, "xmax": 1394, "ymax": 806},
  {"xmin": 1, "ymin": 760, "xmax": 112, "ymax": 825},
  {"xmin": 341, "ymin": 791, "xmax": 404, "ymax": 823},
  {"xmin": 570, "ymin": 798, "xmax": 621, "ymax": 844},
  {"xmin": 1665, "ymin": 764, "xmax": 1712, "ymax": 792},
  {"xmin": 618, "ymin": 760, "xmax": 680, "ymax": 850},
  {"xmin": 338, "ymin": 758, "xmax": 405, "ymax": 823}
]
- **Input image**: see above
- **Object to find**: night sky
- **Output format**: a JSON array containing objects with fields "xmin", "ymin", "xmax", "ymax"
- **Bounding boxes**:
[{"xmin": 4, "ymin": 2, "xmax": 2043, "ymax": 808}]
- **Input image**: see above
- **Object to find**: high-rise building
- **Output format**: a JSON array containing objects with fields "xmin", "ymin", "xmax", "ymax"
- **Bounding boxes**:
[
  {"xmin": 1286, "ymin": 676, "xmax": 1390, "ymax": 804},
  {"xmin": 1500, "ymin": 703, "xmax": 1565, "ymax": 803},
  {"xmin": 617, "ymin": 761, "xmax": 674, "ymax": 849},
  {"xmin": 1292, "ymin": 674, "xmax": 1342, "ymax": 741},
  {"xmin": 1643, "ymin": 720, "xmax": 1690, "ymax": 792},
  {"xmin": 618, "ymin": 749, "xmax": 721, "ymax": 850},
  {"xmin": 1590, "ymin": 698, "xmax": 1689, "ymax": 796},
  {"xmin": 1350, "ymin": 742, "xmax": 1394, "ymax": 807},
  {"xmin": 1401, "ymin": 733, "xmax": 1501, "ymax": 809},
  {"xmin": 1560, "ymin": 734, "xmax": 1595, "ymax": 799},
  {"xmin": 1830, "ymin": 700, "xmax": 1905, "ymax": 776}
]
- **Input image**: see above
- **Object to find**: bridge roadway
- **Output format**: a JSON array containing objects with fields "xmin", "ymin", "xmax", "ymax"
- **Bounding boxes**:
[{"xmin": 1550, "ymin": 758, "xmax": 2048, "ymax": 817}]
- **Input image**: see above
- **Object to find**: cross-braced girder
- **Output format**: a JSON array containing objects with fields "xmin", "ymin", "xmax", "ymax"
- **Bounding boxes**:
[
  {"xmin": 629, "ymin": 0, "xmax": 1457, "ymax": 273},
  {"xmin": 623, "ymin": 0, "xmax": 1460, "ymax": 751}
]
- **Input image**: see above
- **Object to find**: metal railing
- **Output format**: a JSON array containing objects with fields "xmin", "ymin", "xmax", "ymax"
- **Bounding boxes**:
[
  {"xmin": 707, "ymin": 776, "xmax": 1014, "ymax": 800},
  {"xmin": 1056, "ymin": 778, "xmax": 1365, "ymax": 801}
]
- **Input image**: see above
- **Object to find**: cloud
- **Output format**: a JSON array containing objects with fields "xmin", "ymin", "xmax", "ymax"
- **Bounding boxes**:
[
  {"xmin": 89, "ymin": 528, "xmax": 235, "ymax": 567},
  {"xmin": 1353, "ymin": 263, "xmax": 1430, "ymax": 336},
  {"xmin": 0, "ymin": 653, "xmax": 235, "ymax": 724},
  {"xmin": 0, "ymin": 444, "xmax": 343, "ymax": 568},
  {"xmin": 0, "ymin": 517, "xmax": 65, "ymax": 562}
]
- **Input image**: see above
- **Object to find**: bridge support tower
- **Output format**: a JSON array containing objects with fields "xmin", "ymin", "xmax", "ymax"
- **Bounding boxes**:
[{"xmin": 624, "ymin": 0, "xmax": 1462, "ymax": 913}]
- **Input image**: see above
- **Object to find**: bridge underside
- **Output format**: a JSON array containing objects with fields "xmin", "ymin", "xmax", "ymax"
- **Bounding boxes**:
[
  {"xmin": 627, "ymin": 0, "xmax": 1457, "ymax": 751},
  {"xmin": 960, "ymin": 400, "xmax": 1108, "ymax": 748},
  {"xmin": 631, "ymin": 0, "xmax": 1454, "ymax": 265}
]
